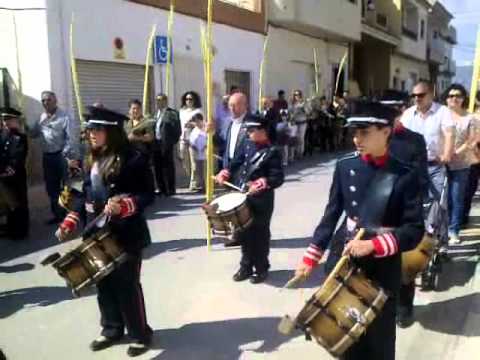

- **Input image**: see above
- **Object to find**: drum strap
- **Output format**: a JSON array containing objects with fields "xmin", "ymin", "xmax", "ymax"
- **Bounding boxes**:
[
  {"xmin": 358, "ymin": 169, "xmax": 398, "ymax": 229},
  {"xmin": 242, "ymin": 147, "xmax": 274, "ymax": 184}
]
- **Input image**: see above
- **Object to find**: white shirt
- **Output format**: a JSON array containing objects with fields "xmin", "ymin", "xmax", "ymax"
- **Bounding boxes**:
[
  {"xmin": 401, "ymin": 102, "xmax": 454, "ymax": 161},
  {"xmin": 189, "ymin": 127, "xmax": 207, "ymax": 160},
  {"xmin": 228, "ymin": 114, "xmax": 245, "ymax": 159},
  {"xmin": 179, "ymin": 108, "xmax": 203, "ymax": 141}
]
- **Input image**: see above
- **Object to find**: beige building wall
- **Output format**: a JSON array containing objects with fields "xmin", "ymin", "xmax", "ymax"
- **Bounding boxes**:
[
  {"xmin": 390, "ymin": 54, "xmax": 429, "ymax": 92},
  {"xmin": 265, "ymin": 26, "xmax": 349, "ymax": 101}
]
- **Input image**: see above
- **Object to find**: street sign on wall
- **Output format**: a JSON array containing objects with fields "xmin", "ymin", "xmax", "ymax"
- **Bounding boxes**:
[{"xmin": 154, "ymin": 35, "xmax": 172, "ymax": 64}]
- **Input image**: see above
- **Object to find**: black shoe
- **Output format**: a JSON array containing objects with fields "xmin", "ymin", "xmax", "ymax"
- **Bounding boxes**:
[
  {"xmin": 250, "ymin": 271, "xmax": 269, "ymax": 284},
  {"xmin": 89, "ymin": 335, "xmax": 122, "ymax": 352},
  {"xmin": 233, "ymin": 268, "xmax": 253, "ymax": 282},
  {"xmin": 127, "ymin": 342, "xmax": 150, "ymax": 357},
  {"xmin": 396, "ymin": 310, "xmax": 414, "ymax": 328},
  {"xmin": 224, "ymin": 239, "xmax": 241, "ymax": 247}
]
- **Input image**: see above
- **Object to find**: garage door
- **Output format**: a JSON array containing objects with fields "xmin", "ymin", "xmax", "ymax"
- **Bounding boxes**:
[{"xmin": 73, "ymin": 60, "xmax": 153, "ymax": 118}]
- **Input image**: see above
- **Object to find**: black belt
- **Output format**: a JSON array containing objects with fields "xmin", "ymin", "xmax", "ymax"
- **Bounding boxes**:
[{"xmin": 44, "ymin": 150, "xmax": 62, "ymax": 156}]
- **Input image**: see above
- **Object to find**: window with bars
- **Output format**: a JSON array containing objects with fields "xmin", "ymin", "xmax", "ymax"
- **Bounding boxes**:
[{"xmin": 218, "ymin": 0, "xmax": 261, "ymax": 12}]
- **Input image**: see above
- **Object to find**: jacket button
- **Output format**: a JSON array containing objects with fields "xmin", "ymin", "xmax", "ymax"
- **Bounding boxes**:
[
  {"xmin": 350, "ymin": 169, "xmax": 355, "ymax": 176},
  {"xmin": 349, "ymin": 186, "xmax": 356, "ymax": 192},
  {"xmin": 352, "ymin": 200, "xmax": 358, "ymax": 207}
]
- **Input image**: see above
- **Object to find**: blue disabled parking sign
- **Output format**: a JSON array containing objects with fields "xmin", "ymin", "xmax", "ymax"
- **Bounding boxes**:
[{"xmin": 154, "ymin": 36, "xmax": 172, "ymax": 64}]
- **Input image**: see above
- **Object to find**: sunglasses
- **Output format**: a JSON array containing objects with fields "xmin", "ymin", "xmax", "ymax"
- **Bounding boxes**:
[
  {"xmin": 447, "ymin": 93, "xmax": 464, "ymax": 99},
  {"xmin": 411, "ymin": 92, "xmax": 427, "ymax": 99}
]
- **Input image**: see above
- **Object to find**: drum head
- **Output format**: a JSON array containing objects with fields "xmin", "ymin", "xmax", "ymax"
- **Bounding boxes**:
[{"xmin": 210, "ymin": 192, "xmax": 246, "ymax": 213}]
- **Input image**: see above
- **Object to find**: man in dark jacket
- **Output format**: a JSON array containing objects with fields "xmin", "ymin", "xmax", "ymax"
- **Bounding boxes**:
[
  {"xmin": 153, "ymin": 94, "xmax": 181, "ymax": 196},
  {"xmin": 296, "ymin": 102, "xmax": 424, "ymax": 360},
  {"xmin": 216, "ymin": 116, "xmax": 284, "ymax": 283},
  {"xmin": 0, "ymin": 107, "xmax": 29, "ymax": 239}
]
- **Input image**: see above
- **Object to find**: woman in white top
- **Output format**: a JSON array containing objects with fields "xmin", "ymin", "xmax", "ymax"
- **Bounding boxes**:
[
  {"xmin": 178, "ymin": 91, "xmax": 202, "ymax": 188},
  {"xmin": 444, "ymin": 84, "xmax": 480, "ymax": 244}
]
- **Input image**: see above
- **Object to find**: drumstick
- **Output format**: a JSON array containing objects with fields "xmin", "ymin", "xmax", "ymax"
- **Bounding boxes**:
[
  {"xmin": 210, "ymin": 175, "xmax": 244, "ymax": 193},
  {"xmin": 283, "ymin": 228, "xmax": 366, "ymax": 289}
]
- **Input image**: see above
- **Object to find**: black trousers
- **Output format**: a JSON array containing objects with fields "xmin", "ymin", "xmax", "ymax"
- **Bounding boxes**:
[
  {"xmin": 342, "ymin": 298, "xmax": 396, "ymax": 360},
  {"xmin": 42, "ymin": 152, "xmax": 66, "ymax": 219},
  {"xmin": 463, "ymin": 163, "xmax": 480, "ymax": 223},
  {"xmin": 153, "ymin": 144, "xmax": 176, "ymax": 195},
  {"xmin": 2, "ymin": 171, "xmax": 29, "ymax": 238},
  {"xmin": 237, "ymin": 193, "xmax": 274, "ymax": 273},
  {"xmin": 97, "ymin": 256, "xmax": 151, "ymax": 343},
  {"xmin": 398, "ymin": 281, "xmax": 415, "ymax": 314}
]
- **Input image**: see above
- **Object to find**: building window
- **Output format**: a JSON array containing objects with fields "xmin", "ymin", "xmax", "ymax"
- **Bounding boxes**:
[
  {"xmin": 420, "ymin": 20, "xmax": 425, "ymax": 39},
  {"xmin": 219, "ymin": 0, "xmax": 261, "ymax": 12}
]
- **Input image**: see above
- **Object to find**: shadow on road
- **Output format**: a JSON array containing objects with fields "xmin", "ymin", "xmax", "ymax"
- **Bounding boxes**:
[
  {"xmin": 149, "ymin": 317, "xmax": 289, "ymax": 360},
  {"xmin": 0, "ymin": 286, "xmax": 87, "ymax": 319},
  {"xmin": 415, "ymin": 293, "xmax": 480, "ymax": 336},
  {"xmin": 0, "ymin": 262, "xmax": 35, "ymax": 273},
  {"xmin": 435, "ymin": 259, "xmax": 478, "ymax": 292},
  {"xmin": 265, "ymin": 267, "xmax": 325, "ymax": 289},
  {"xmin": 143, "ymin": 238, "xmax": 224, "ymax": 260}
]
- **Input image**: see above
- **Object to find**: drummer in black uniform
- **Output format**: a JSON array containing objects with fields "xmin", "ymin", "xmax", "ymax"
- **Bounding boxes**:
[
  {"xmin": 215, "ymin": 115, "xmax": 284, "ymax": 284},
  {"xmin": 296, "ymin": 101, "xmax": 424, "ymax": 360},
  {"xmin": 0, "ymin": 107, "xmax": 29, "ymax": 239},
  {"xmin": 55, "ymin": 106, "xmax": 154, "ymax": 357}
]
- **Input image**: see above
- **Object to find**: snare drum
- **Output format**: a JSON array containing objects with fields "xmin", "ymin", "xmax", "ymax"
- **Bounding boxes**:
[
  {"xmin": 52, "ymin": 229, "xmax": 127, "ymax": 295},
  {"xmin": 285, "ymin": 256, "xmax": 388, "ymax": 357},
  {"xmin": 204, "ymin": 192, "xmax": 253, "ymax": 235}
]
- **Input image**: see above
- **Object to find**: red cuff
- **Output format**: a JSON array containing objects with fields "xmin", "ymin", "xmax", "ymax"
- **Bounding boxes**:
[
  {"xmin": 219, "ymin": 169, "xmax": 230, "ymax": 181},
  {"xmin": 60, "ymin": 212, "xmax": 80, "ymax": 233},
  {"xmin": 372, "ymin": 232, "xmax": 399, "ymax": 258},
  {"xmin": 302, "ymin": 243, "xmax": 324, "ymax": 267},
  {"xmin": 119, "ymin": 197, "xmax": 137, "ymax": 218}
]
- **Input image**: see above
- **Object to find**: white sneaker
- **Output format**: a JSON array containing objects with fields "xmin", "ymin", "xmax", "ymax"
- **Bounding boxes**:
[{"xmin": 448, "ymin": 233, "xmax": 462, "ymax": 245}]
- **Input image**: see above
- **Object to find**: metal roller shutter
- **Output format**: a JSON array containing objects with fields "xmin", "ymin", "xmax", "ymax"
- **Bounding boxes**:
[{"xmin": 73, "ymin": 60, "xmax": 153, "ymax": 118}]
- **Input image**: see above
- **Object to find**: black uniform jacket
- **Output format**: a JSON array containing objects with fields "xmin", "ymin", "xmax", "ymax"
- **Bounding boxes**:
[
  {"xmin": 0, "ymin": 129, "xmax": 28, "ymax": 195},
  {"xmin": 227, "ymin": 140, "xmax": 284, "ymax": 214},
  {"xmin": 312, "ymin": 152, "xmax": 424, "ymax": 294},
  {"xmin": 390, "ymin": 125, "xmax": 428, "ymax": 194},
  {"xmin": 73, "ymin": 147, "xmax": 154, "ymax": 254}
]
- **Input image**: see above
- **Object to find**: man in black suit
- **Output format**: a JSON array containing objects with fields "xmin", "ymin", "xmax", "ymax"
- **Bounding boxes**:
[{"xmin": 153, "ymin": 94, "xmax": 181, "ymax": 196}]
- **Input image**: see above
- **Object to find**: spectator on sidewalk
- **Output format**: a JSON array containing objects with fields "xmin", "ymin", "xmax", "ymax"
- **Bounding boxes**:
[
  {"xmin": 189, "ymin": 112, "xmax": 207, "ymax": 192},
  {"xmin": 179, "ymin": 91, "xmax": 202, "ymax": 189},
  {"xmin": 289, "ymin": 90, "xmax": 308, "ymax": 159},
  {"xmin": 443, "ymin": 84, "xmax": 480, "ymax": 244},
  {"xmin": 401, "ymin": 80, "xmax": 455, "ymax": 249},
  {"xmin": 153, "ymin": 94, "xmax": 181, "ymax": 196},
  {"xmin": 125, "ymin": 99, "xmax": 154, "ymax": 155},
  {"xmin": 29, "ymin": 91, "xmax": 80, "ymax": 224},
  {"xmin": 273, "ymin": 90, "xmax": 288, "ymax": 113},
  {"xmin": 463, "ymin": 90, "xmax": 480, "ymax": 225}
]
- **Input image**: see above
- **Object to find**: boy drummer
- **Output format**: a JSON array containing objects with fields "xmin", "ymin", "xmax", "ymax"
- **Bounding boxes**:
[
  {"xmin": 295, "ymin": 102, "xmax": 424, "ymax": 360},
  {"xmin": 215, "ymin": 115, "xmax": 284, "ymax": 284}
]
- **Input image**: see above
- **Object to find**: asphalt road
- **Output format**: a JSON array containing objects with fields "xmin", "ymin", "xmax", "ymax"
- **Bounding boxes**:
[{"xmin": 1, "ymin": 153, "xmax": 479, "ymax": 360}]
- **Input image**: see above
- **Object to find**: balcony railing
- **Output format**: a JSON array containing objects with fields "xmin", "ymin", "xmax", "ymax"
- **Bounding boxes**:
[{"xmin": 402, "ymin": 27, "xmax": 418, "ymax": 41}]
